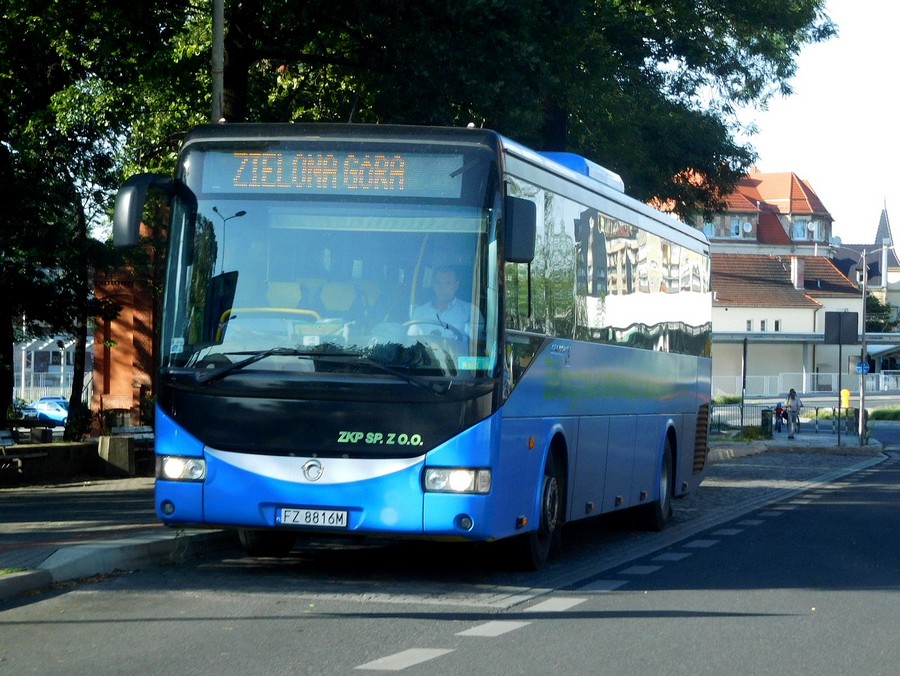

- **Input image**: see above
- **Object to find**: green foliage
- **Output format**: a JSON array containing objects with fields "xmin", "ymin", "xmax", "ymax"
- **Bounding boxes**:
[
  {"xmin": 6, "ymin": 397, "xmax": 27, "ymax": 421},
  {"xmin": 210, "ymin": 0, "xmax": 834, "ymax": 216},
  {"xmin": 63, "ymin": 401, "xmax": 95, "ymax": 441},
  {"xmin": 869, "ymin": 406, "xmax": 900, "ymax": 421},
  {"xmin": 139, "ymin": 393, "xmax": 157, "ymax": 426},
  {"xmin": 713, "ymin": 395, "xmax": 742, "ymax": 405},
  {"xmin": 737, "ymin": 426, "xmax": 768, "ymax": 441},
  {"xmin": 865, "ymin": 293, "xmax": 900, "ymax": 333},
  {"xmin": 0, "ymin": 0, "xmax": 835, "ymax": 416}
]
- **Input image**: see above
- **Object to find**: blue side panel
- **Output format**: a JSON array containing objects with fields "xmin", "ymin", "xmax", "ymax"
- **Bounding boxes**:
[
  {"xmin": 424, "ymin": 412, "xmax": 569, "ymax": 540},
  {"xmin": 501, "ymin": 338, "xmax": 709, "ymax": 518}
]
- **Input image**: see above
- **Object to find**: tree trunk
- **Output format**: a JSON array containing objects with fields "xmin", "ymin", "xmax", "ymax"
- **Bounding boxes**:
[
  {"xmin": 64, "ymin": 205, "xmax": 89, "ymax": 439},
  {"xmin": 0, "ymin": 311, "xmax": 15, "ymax": 418}
]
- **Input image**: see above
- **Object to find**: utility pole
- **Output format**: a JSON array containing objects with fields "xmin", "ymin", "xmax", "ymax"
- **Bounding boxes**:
[
  {"xmin": 211, "ymin": 0, "xmax": 224, "ymax": 122},
  {"xmin": 858, "ymin": 250, "xmax": 867, "ymax": 446}
]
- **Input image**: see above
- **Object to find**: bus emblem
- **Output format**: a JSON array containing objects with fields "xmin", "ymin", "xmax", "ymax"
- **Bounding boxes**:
[{"xmin": 302, "ymin": 460, "xmax": 324, "ymax": 482}]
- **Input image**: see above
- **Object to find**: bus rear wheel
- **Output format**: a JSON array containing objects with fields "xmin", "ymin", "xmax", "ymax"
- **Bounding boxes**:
[
  {"xmin": 238, "ymin": 529, "xmax": 297, "ymax": 557},
  {"xmin": 637, "ymin": 439, "xmax": 673, "ymax": 531}
]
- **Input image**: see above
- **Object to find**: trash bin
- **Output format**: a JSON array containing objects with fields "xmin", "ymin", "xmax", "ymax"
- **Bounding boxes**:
[{"xmin": 760, "ymin": 408, "xmax": 773, "ymax": 438}]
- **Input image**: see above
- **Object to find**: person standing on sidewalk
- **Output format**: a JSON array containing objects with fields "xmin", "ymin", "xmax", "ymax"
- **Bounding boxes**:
[{"xmin": 786, "ymin": 388, "xmax": 803, "ymax": 439}]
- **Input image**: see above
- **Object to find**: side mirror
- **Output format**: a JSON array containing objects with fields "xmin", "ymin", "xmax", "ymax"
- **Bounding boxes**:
[
  {"xmin": 113, "ymin": 173, "xmax": 173, "ymax": 247},
  {"xmin": 504, "ymin": 196, "xmax": 536, "ymax": 264}
]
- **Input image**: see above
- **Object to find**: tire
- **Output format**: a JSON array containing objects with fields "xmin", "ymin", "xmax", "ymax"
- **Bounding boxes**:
[
  {"xmin": 504, "ymin": 453, "xmax": 565, "ymax": 570},
  {"xmin": 238, "ymin": 529, "xmax": 297, "ymax": 557},
  {"xmin": 637, "ymin": 439, "xmax": 673, "ymax": 531}
]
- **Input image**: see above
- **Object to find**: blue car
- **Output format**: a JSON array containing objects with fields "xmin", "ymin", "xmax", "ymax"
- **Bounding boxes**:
[{"xmin": 21, "ymin": 397, "xmax": 69, "ymax": 426}]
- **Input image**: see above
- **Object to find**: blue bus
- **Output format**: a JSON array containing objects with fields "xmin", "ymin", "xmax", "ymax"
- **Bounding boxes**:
[{"xmin": 113, "ymin": 124, "xmax": 711, "ymax": 569}]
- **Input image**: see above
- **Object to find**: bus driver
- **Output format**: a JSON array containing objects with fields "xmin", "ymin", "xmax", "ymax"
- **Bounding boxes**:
[{"xmin": 408, "ymin": 266, "xmax": 481, "ymax": 342}]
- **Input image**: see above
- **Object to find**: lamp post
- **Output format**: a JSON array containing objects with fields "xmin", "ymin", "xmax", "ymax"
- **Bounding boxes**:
[
  {"xmin": 212, "ymin": 207, "xmax": 247, "ymax": 274},
  {"xmin": 858, "ymin": 250, "xmax": 867, "ymax": 446}
]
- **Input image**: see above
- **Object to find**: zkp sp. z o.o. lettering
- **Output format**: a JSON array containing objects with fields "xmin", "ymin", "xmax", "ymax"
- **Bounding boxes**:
[{"xmin": 337, "ymin": 431, "xmax": 423, "ymax": 446}]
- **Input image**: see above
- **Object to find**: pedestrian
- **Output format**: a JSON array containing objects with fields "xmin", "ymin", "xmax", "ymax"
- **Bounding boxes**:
[
  {"xmin": 774, "ymin": 402, "xmax": 784, "ymax": 432},
  {"xmin": 786, "ymin": 388, "xmax": 803, "ymax": 439}
]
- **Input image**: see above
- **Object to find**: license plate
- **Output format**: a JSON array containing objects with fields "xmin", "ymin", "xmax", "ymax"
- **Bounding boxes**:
[{"xmin": 279, "ymin": 508, "xmax": 348, "ymax": 529}]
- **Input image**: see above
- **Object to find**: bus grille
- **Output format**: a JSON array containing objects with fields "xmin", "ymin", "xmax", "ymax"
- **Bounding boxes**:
[{"xmin": 692, "ymin": 403, "xmax": 710, "ymax": 474}]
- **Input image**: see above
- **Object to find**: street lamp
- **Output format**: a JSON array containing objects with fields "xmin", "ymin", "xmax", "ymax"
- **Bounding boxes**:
[
  {"xmin": 858, "ymin": 250, "xmax": 868, "ymax": 446},
  {"xmin": 212, "ymin": 207, "xmax": 247, "ymax": 274}
]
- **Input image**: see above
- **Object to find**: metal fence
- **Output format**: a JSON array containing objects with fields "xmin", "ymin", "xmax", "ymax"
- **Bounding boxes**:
[
  {"xmin": 12, "ymin": 372, "xmax": 93, "ymax": 406},
  {"xmin": 710, "ymin": 402, "xmax": 858, "ymax": 435},
  {"xmin": 712, "ymin": 371, "xmax": 892, "ymax": 398}
]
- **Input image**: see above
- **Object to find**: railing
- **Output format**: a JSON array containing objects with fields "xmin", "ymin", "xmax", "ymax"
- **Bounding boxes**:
[
  {"xmin": 711, "ymin": 403, "xmax": 859, "ymax": 435},
  {"xmin": 710, "ymin": 403, "xmax": 769, "ymax": 433},
  {"xmin": 12, "ymin": 372, "xmax": 93, "ymax": 406},
  {"xmin": 713, "ymin": 371, "xmax": 889, "ymax": 398}
]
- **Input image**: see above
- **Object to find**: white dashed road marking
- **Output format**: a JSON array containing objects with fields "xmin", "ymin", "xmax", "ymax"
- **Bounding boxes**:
[
  {"xmin": 579, "ymin": 579, "xmax": 629, "ymax": 591},
  {"xmin": 619, "ymin": 565, "xmax": 662, "ymax": 575},
  {"xmin": 356, "ymin": 648, "xmax": 454, "ymax": 671},
  {"xmin": 527, "ymin": 597, "xmax": 588, "ymax": 612},
  {"xmin": 456, "ymin": 620, "xmax": 530, "ymax": 637},
  {"xmin": 653, "ymin": 552, "xmax": 692, "ymax": 562}
]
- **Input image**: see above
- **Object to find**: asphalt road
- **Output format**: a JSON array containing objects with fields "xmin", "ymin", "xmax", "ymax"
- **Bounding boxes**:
[{"xmin": 0, "ymin": 446, "xmax": 896, "ymax": 675}]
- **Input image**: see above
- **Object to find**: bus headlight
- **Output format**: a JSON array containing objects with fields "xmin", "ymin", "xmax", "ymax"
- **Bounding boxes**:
[
  {"xmin": 423, "ymin": 468, "xmax": 491, "ymax": 494},
  {"xmin": 158, "ymin": 456, "xmax": 207, "ymax": 482}
]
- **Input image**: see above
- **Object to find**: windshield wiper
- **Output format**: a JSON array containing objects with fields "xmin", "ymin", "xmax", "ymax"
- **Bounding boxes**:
[
  {"xmin": 356, "ymin": 357, "xmax": 452, "ymax": 395},
  {"xmin": 191, "ymin": 347, "xmax": 308, "ymax": 385},
  {"xmin": 166, "ymin": 346, "xmax": 452, "ymax": 393}
]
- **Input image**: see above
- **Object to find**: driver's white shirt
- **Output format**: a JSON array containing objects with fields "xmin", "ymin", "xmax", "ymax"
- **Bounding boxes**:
[{"xmin": 409, "ymin": 297, "xmax": 478, "ymax": 340}]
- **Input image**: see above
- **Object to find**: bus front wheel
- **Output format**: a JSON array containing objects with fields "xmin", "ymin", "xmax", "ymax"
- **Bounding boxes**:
[
  {"xmin": 238, "ymin": 529, "xmax": 297, "ymax": 557},
  {"xmin": 505, "ymin": 453, "xmax": 564, "ymax": 570}
]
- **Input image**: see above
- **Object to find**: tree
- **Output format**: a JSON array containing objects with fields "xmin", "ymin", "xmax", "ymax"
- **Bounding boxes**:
[
  {"xmin": 211, "ymin": 0, "xmax": 834, "ymax": 216},
  {"xmin": 0, "ymin": 0, "xmax": 835, "ymax": 419},
  {"xmin": 866, "ymin": 293, "xmax": 900, "ymax": 333},
  {"xmin": 0, "ymin": 0, "xmax": 196, "ymax": 420}
]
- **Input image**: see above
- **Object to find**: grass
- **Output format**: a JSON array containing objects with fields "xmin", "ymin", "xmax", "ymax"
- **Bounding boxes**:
[{"xmin": 0, "ymin": 567, "xmax": 27, "ymax": 575}]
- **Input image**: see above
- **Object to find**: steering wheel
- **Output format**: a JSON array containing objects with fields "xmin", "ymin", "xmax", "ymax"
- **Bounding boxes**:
[
  {"xmin": 195, "ymin": 353, "xmax": 232, "ymax": 369},
  {"xmin": 403, "ymin": 319, "xmax": 468, "ymax": 343}
]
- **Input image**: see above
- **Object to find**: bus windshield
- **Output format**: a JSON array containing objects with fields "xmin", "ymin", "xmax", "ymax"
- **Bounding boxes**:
[{"xmin": 161, "ymin": 142, "xmax": 499, "ymax": 383}]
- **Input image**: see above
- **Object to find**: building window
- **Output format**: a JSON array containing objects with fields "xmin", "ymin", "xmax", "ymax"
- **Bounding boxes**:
[
  {"xmin": 793, "ymin": 220, "xmax": 808, "ymax": 240},
  {"xmin": 746, "ymin": 320, "xmax": 753, "ymax": 331},
  {"xmin": 760, "ymin": 320, "xmax": 767, "ymax": 332},
  {"xmin": 774, "ymin": 320, "xmax": 781, "ymax": 332},
  {"xmin": 703, "ymin": 222, "xmax": 714, "ymax": 238},
  {"xmin": 731, "ymin": 219, "xmax": 742, "ymax": 238}
]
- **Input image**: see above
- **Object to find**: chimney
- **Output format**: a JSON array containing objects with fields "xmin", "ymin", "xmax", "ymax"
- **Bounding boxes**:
[{"xmin": 791, "ymin": 256, "xmax": 805, "ymax": 290}]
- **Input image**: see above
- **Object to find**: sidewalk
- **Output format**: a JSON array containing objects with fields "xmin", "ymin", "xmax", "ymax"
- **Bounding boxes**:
[
  {"xmin": 0, "ymin": 477, "xmax": 237, "ymax": 602},
  {"xmin": 0, "ymin": 428, "xmax": 885, "ymax": 603}
]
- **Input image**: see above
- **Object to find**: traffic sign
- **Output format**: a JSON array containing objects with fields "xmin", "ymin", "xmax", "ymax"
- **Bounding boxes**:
[{"xmin": 856, "ymin": 361, "xmax": 870, "ymax": 374}]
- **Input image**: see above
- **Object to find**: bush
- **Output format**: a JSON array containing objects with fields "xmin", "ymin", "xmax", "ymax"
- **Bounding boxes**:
[
  {"xmin": 870, "ymin": 406, "xmax": 900, "ymax": 421},
  {"xmin": 6, "ymin": 397, "xmax": 27, "ymax": 420},
  {"xmin": 738, "ymin": 426, "xmax": 768, "ymax": 441},
  {"xmin": 63, "ymin": 401, "xmax": 94, "ymax": 441},
  {"xmin": 712, "ymin": 395, "xmax": 742, "ymax": 405}
]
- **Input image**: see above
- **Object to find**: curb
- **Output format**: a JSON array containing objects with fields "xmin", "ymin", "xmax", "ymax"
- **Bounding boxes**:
[
  {"xmin": 708, "ymin": 439, "xmax": 883, "ymax": 464},
  {"xmin": 0, "ymin": 530, "xmax": 238, "ymax": 603}
]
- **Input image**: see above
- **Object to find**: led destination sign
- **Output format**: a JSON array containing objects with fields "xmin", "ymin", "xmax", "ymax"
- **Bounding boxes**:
[{"xmin": 200, "ymin": 149, "xmax": 466, "ymax": 198}]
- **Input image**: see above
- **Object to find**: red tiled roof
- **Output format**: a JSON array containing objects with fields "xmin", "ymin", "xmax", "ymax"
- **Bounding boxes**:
[
  {"xmin": 743, "ymin": 172, "xmax": 830, "ymax": 216},
  {"xmin": 756, "ymin": 207, "xmax": 791, "ymax": 245},
  {"xmin": 711, "ymin": 254, "xmax": 859, "ymax": 308}
]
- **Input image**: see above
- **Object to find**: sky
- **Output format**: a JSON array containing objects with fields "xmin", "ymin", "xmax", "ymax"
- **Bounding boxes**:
[{"xmin": 742, "ymin": 0, "xmax": 900, "ymax": 245}]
